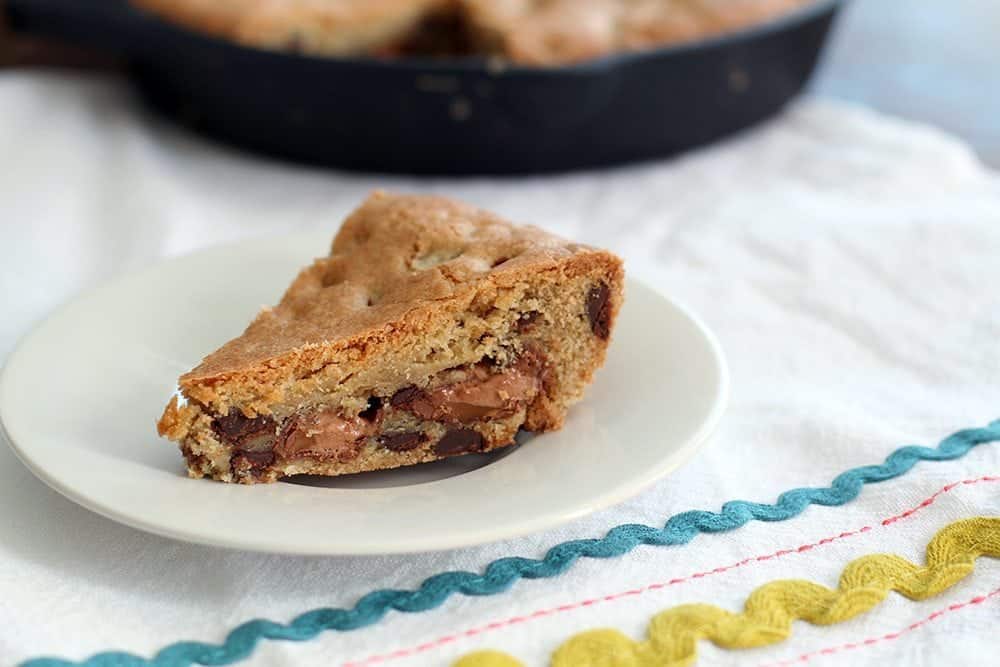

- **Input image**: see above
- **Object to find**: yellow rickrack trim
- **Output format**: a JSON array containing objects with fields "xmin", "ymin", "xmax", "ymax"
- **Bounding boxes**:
[
  {"xmin": 453, "ymin": 651, "xmax": 525, "ymax": 667},
  {"xmin": 453, "ymin": 517, "xmax": 1000, "ymax": 667}
]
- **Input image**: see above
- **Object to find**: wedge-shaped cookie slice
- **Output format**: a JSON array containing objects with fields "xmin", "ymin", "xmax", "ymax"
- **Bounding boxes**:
[{"xmin": 158, "ymin": 192, "xmax": 624, "ymax": 483}]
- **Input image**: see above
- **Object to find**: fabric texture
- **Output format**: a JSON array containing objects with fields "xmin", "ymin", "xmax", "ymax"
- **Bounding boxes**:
[
  {"xmin": 458, "ymin": 516, "xmax": 1000, "ymax": 666},
  {"xmin": 1, "ymin": 71, "xmax": 1000, "ymax": 667}
]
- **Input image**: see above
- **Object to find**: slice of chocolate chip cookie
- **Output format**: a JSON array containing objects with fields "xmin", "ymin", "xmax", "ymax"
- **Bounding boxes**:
[{"xmin": 158, "ymin": 192, "xmax": 624, "ymax": 483}]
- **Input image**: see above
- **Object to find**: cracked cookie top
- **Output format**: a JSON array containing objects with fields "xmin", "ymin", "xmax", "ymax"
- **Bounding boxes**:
[{"xmin": 182, "ymin": 191, "xmax": 603, "ymax": 384}]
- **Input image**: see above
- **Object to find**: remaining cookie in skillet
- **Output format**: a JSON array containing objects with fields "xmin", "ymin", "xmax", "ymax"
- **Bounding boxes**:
[
  {"xmin": 129, "ymin": 0, "xmax": 257, "ymax": 39},
  {"xmin": 130, "ymin": 0, "xmax": 814, "ymax": 63},
  {"xmin": 130, "ymin": 0, "xmax": 449, "ymax": 55},
  {"xmin": 157, "ymin": 192, "xmax": 625, "ymax": 484},
  {"xmin": 461, "ymin": 0, "xmax": 702, "ymax": 65},
  {"xmin": 461, "ymin": 0, "xmax": 813, "ymax": 65},
  {"xmin": 235, "ymin": 0, "xmax": 452, "ymax": 55}
]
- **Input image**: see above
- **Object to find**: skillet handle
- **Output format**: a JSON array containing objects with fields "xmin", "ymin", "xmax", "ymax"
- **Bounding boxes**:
[{"xmin": 4, "ymin": 0, "xmax": 151, "ymax": 54}]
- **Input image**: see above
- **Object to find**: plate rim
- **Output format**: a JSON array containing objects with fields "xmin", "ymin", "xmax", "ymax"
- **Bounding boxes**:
[{"xmin": 0, "ymin": 237, "xmax": 729, "ymax": 555}]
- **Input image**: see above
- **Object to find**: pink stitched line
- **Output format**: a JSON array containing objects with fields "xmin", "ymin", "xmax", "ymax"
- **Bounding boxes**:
[
  {"xmin": 758, "ymin": 586, "xmax": 1000, "ymax": 667},
  {"xmin": 342, "ymin": 475, "xmax": 999, "ymax": 667}
]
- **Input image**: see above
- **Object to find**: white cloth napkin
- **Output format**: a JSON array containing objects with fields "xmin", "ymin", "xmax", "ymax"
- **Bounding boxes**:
[{"xmin": 1, "ymin": 71, "xmax": 999, "ymax": 667}]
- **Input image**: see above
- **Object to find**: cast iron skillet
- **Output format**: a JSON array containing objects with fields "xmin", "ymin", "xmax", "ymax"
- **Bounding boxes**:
[{"xmin": 6, "ymin": 0, "xmax": 840, "ymax": 174}]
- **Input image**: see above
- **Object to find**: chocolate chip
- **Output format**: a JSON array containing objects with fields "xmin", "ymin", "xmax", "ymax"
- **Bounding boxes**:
[
  {"xmin": 390, "ymin": 385, "xmax": 424, "ymax": 408},
  {"xmin": 474, "ymin": 356, "xmax": 498, "ymax": 370},
  {"xmin": 378, "ymin": 431, "xmax": 426, "ymax": 452},
  {"xmin": 435, "ymin": 428, "xmax": 484, "ymax": 455},
  {"xmin": 237, "ymin": 449, "xmax": 275, "ymax": 467},
  {"xmin": 180, "ymin": 445, "xmax": 209, "ymax": 471},
  {"xmin": 586, "ymin": 282, "xmax": 612, "ymax": 339},
  {"xmin": 358, "ymin": 397, "xmax": 382, "ymax": 422},
  {"xmin": 515, "ymin": 310, "xmax": 541, "ymax": 332},
  {"xmin": 212, "ymin": 410, "xmax": 276, "ymax": 448},
  {"xmin": 229, "ymin": 448, "xmax": 275, "ymax": 480}
]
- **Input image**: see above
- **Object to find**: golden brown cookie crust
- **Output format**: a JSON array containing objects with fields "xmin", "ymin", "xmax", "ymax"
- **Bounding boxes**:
[{"xmin": 181, "ymin": 192, "xmax": 613, "ymax": 405}]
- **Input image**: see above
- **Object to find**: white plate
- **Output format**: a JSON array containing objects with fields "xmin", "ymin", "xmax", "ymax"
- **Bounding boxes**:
[{"xmin": 0, "ymin": 234, "xmax": 727, "ymax": 555}]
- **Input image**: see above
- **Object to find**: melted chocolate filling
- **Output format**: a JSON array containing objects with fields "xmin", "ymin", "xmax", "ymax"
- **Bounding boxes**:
[{"xmin": 209, "ymin": 348, "xmax": 547, "ymax": 476}]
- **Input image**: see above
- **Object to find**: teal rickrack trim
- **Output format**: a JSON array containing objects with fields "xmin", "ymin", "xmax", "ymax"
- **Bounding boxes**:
[{"xmin": 23, "ymin": 419, "xmax": 1000, "ymax": 667}]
